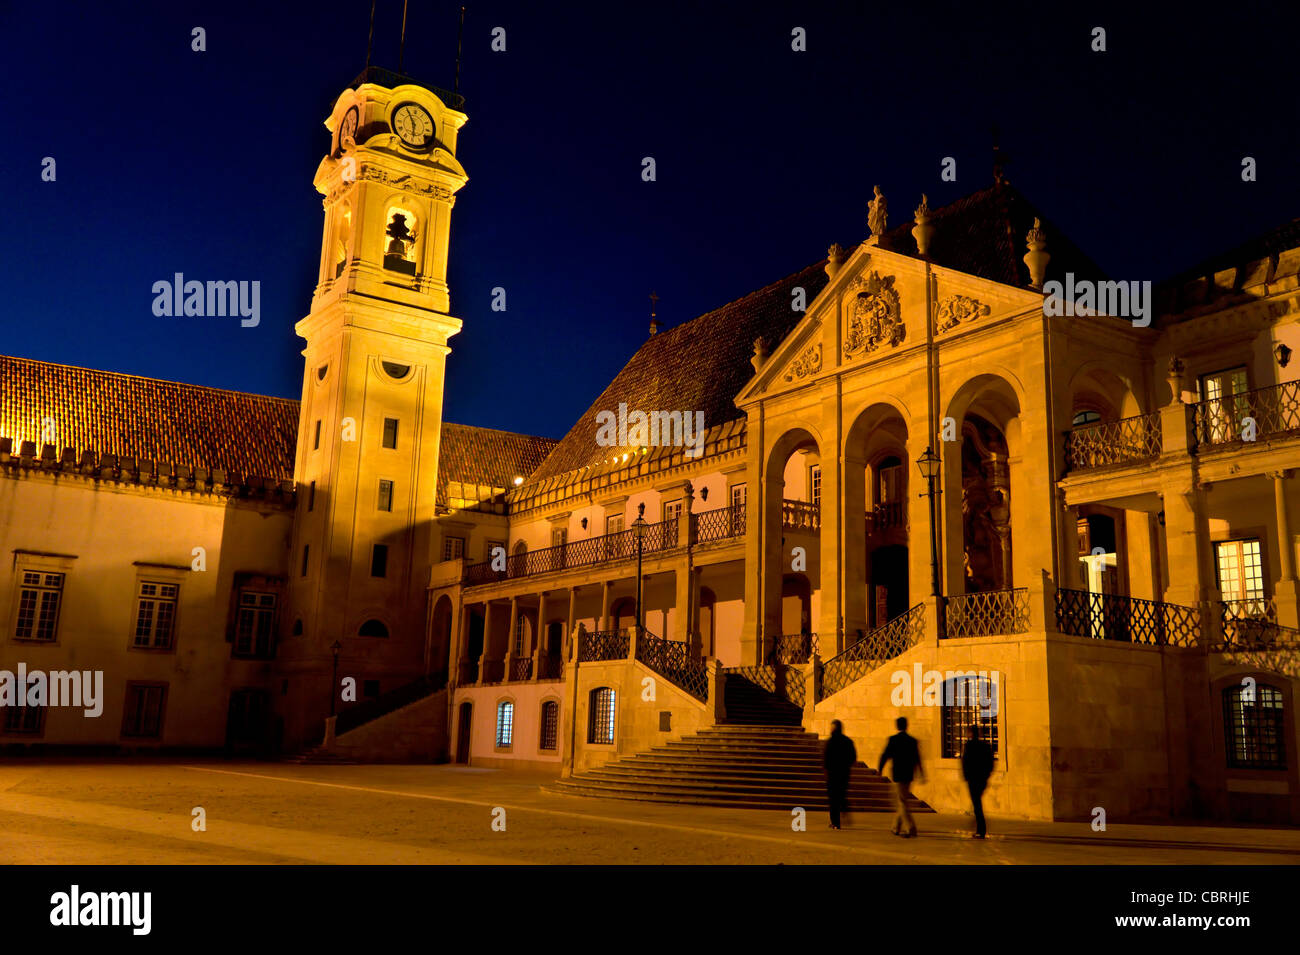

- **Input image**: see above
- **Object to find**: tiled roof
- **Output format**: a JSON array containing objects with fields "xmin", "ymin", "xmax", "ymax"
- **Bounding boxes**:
[
  {"xmin": 437, "ymin": 421, "xmax": 558, "ymax": 507},
  {"xmin": 529, "ymin": 260, "xmax": 831, "ymax": 480},
  {"xmin": 880, "ymin": 181, "xmax": 1109, "ymax": 287},
  {"xmin": 0, "ymin": 355, "xmax": 298, "ymax": 482}
]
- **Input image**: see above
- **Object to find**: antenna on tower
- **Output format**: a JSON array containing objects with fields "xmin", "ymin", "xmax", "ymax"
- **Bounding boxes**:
[
  {"xmin": 454, "ymin": 5, "xmax": 466, "ymax": 94},
  {"xmin": 398, "ymin": 0, "xmax": 410, "ymax": 74},
  {"xmin": 364, "ymin": 0, "xmax": 376, "ymax": 68}
]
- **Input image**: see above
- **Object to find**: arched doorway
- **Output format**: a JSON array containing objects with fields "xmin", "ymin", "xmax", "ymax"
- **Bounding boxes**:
[
  {"xmin": 960, "ymin": 414, "xmax": 1012, "ymax": 593},
  {"xmin": 760, "ymin": 426, "xmax": 822, "ymax": 661},
  {"xmin": 455, "ymin": 701, "xmax": 472, "ymax": 764}
]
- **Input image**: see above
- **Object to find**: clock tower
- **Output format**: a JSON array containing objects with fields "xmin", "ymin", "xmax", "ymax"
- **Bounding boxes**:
[{"xmin": 280, "ymin": 69, "xmax": 468, "ymax": 747}]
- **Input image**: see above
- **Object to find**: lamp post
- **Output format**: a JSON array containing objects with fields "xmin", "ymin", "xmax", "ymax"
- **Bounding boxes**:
[
  {"xmin": 329, "ymin": 640, "xmax": 343, "ymax": 717},
  {"xmin": 916, "ymin": 447, "xmax": 943, "ymax": 598},
  {"xmin": 632, "ymin": 504, "xmax": 649, "ymax": 633}
]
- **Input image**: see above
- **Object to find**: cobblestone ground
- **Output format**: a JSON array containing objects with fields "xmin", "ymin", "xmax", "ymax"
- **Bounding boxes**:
[{"xmin": 1, "ymin": 761, "xmax": 1298, "ymax": 865}]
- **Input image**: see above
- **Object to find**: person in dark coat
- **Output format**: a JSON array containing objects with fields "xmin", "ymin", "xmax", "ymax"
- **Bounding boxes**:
[
  {"xmin": 878, "ymin": 716, "xmax": 924, "ymax": 837},
  {"xmin": 823, "ymin": 720, "xmax": 857, "ymax": 830},
  {"xmin": 961, "ymin": 724, "xmax": 994, "ymax": 838}
]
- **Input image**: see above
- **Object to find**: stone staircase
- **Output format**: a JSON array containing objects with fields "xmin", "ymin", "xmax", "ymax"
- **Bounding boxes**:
[{"xmin": 548, "ymin": 724, "xmax": 935, "ymax": 813}]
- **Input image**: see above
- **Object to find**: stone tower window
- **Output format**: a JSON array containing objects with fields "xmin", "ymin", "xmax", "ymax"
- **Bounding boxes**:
[{"xmin": 383, "ymin": 210, "xmax": 418, "ymax": 275}]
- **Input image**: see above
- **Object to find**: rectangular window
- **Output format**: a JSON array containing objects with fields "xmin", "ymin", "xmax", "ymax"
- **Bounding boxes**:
[
  {"xmin": 496, "ymin": 701, "xmax": 515, "ymax": 748},
  {"xmin": 539, "ymin": 701, "xmax": 559, "ymax": 751},
  {"xmin": 1199, "ymin": 366, "xmax": 1251, "ymax": 443},
  {"xmin": 382, "ymin": 417, "xmax": 399, "ymax": 449},
  {"xmin": 514, "ymin": 613, "xmax": 527, "ymax": 656},
  {"xmin": 1224, "ymin": 684, "xmax": 1285, "ymax": 769},
  {"xmin": 2, "ymin": 703, "xmax": 44, "ymax": 735},
  {"xmin": 879, "ymin": 464, "xmax": 903, "ymax": 505},
  {"xmin": 133, "ymin": 580, "xmax": 179, "ymax": 650},
  {"xmin": 662, "ymin": 500, "xmax": 683, "ymax": 524},
  {"xmin": 1216, "ymin": 539, "xmax": 1265, "ymax": 606},
  {"xmin": 371, "ymin": 544, "xmax": 389, "ymax": 578},
  {"xmin": 301, "ymin": 544, "xmax": 310, "ymax": 577},
  {"xmin": 234, "ymin": 590, "xmax": 277, "ymax": 658},
  {"xmin": 308, "ymin": 481, "xmax": 316, "ymax": 511},
  {"xmin": 730, "ymin": 483, "xmax": 747, "ymax": 508},
  {"xmin": 940, "ymin": 676, "xmax": 999, "ymax": 759},
  {"xmin": 606, "ymin": 514, "xmax": 624, "ymax": 535},
  {"xmin": 363, "ymin": 680, "xmax": 381, "ymax": 701},
  {"xmin": 486, "ymin": 540, "xmax": 506, "ymax": 563},
  {"xmin": 442, "ymin": 536, "xmax": 464, "ymax": 562},
  {"xmin": 15, "ymin": 570, "xmax": 64, "ymax": 642},
  {"xmin": 551, "ymin": 526, "xmax": 568, "ymax": 548},
  {"xmin": 313, "ymin": 420, "xmax": 322, "ymax": 450},
  {"xmin": 588, "ymin": 688, "xmax": 616, "ymax": 744},
  {"xmin": 377, "ymin": 479, "xmax": 394, "ymax": 512},
  {"xmin": 808, "ymin": 465, "xmax": 822, "ymax": 508},
  {"xmin": 122, "ymin": 683, "xmax": 167, "ymax": 739}
]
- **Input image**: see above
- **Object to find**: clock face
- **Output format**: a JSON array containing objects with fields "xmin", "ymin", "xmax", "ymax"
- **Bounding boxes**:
[
  {"xmin": 392, "ymin": 102, "xmax": 434, "ymax": 149},
  {"xmin": 338, "ymin": 106, "xmax": 359, "ymax": 150}
]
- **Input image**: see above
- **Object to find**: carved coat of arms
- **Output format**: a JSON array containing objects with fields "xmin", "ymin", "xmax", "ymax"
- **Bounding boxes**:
[
  {"xmin": 783, "ymin": 342, "xmax": 822, "ymax": 382},
  {"xmin": 936, "ymin": 294, "xmax": 990, "ymax": 333},
  {"xmin": 844, "ymin": 272, "xmax": 903, "ymax": 358}
]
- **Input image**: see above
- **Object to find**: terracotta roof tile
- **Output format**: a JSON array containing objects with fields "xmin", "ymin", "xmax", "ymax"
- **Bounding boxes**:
[
  {"xmin": 437, "ymin": 421, "xmax": 558, "ymax": 507},
  {"xmin": 529, "ymin": 260, "xmax": 830, "ymax": 481},
  {"xmin": 0, "ymin": 354, "xmax": 298, "ymax": 482}
]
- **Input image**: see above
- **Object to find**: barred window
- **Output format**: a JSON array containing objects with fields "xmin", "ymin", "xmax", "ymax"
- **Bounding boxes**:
[
  {"xmin": 235, "ymin": 590, "xmax": 276, "ymax": 658},
  {"xmin": 940, "ymin": 675, "xmax": 999, "ymax": 759},
  {"xmin": 382, "ymin": 417, "xmax": 399, "ymax": 449},
  {"xmin": 1223, "ymin": 683, "xmax": 1286, "ymax": 770},
  {"xmin": 588, "ymin": 687, "xmax": 616, "ymax": 744},
  {"xmin": 371, "ymin": 544, "xmax": 388, "ymax": 578},
  {"xmin": 122, "ymin": 683, "xmax": 167, "ymax": 738},
  {"xmin": 496, "ymin": 701, "xmax": 514, "ymax": 747},
  {"xmin": 133, "ymin": 580, "xmax": 179, "ymax": 650},
  {"xmin": 539, "ymin": 700, "xmax": 559, "ymax": 751},
  {"xmin": 378, "ymin": 479, "xmax": 394, "ymax": 512},
  {"xmin": 15, "ymin": 571, "xmax": 63, "ymax": 641},
  {"xmin": 3, "ymin": 703, "xmax": 44, "ymax": 735},
  {"xmin": 442, "ymin": 536, "xmax": 464, "ymax": 562}
]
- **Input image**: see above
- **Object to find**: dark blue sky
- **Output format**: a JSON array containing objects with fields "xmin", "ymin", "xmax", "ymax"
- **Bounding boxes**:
[{"xmin": 6, "ymin": 1, "xmax": 1299, "ymax": 439}]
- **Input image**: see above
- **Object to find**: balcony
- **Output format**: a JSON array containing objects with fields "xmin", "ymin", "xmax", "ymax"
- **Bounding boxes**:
[
  {"xmin": 781, "ymin": 499, "xmax": 820, "ymax": 533},
  {"xmin": 865, "ymin": 500, "xmax": 906, "ymax": 534},
  {"xmin": 1064, "ymin": 411, "xmax": 1163, "ymax": 472},
  {"xmin": 1194, "ymin": 380, "xmax": 1300, "ymax": 447},
  {"xmin": 462, "ymin": 504, "xmax": 744, "ymax": 587},
  {"xmin": 1055, "ymin": 588, "xmax": 1199, "ymax": 647}
]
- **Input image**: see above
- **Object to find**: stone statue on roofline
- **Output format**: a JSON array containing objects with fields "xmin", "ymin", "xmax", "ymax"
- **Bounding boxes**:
[{"xmin": 867, "ymin": 185, "xmax": 888, "ymax": 238}]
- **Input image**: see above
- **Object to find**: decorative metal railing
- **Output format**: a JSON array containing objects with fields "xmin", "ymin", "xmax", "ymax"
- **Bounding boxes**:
[
  {"xmin": 865, "ymin": 501, "xmax": 906, "ymax": 534},
  {"xmin": 635, "ymin": 630, "xmax": 708, "ymax": 701},
  {"xmin": 1216, "ymin": 598, "xmax": 1296, "ymax": 651},
  {"xmin": 692, "ymin": 503, "xmax": 746, "ymax": 544},
  {"xmin": 1055, "ymin": 588, "xmax": 1199, "ymax": 647},
  {"xmin": 944, "ymin": 589, "xmax": 1030, "ymax": 638},
  {"xmin": 723, "ymin": 664, "xmax": 805, "ymax": 709},
  {"xmin": 463, "ymin": 517, "xmax": 679, "ymax": 586},
  {"xmin": 578, "ymin": 629, "xmax": 631, "ymax": 662},
  {"xmin": 509, "ymin": 657, "xmax": 533, "ymax": 682},
  {"xmin": 768, "ymin": 632, "xmax": 818, "ymax": 664},
  {"xmin": 1194, "ymin": 380, "xmax": 1300, "ymax": 447},
  {"xmin": 537, "ymin": 656, "xmax": 565, "ymax": 680},
  {"xmin": 782, "ymin": 499, "xmax": 820, "ymax": 533},
  {"xmin": 818, "ymin": 604, "xmax": 926, "ymax": 701},
  {"xmin": 1064, "ymin": 412, "xmax": 1163, "ymax": 470}
]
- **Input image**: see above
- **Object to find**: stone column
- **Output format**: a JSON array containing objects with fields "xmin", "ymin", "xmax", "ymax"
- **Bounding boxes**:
[
  {"xmin": 1161, "ymin": 479, "xmax": 1217, "ymax": 631},
  {"xmin": 477, "ymin": 601, "xmax": 494, "ymax": 686},
  {"xmin": 504, "ymin": 596, "xmax": 520, "ymax": 680},
  {"xmin": 534, "ymin": 591, "xmax": 547, "ymax": 680},
  {"xmin": 1273, "ymin": 471, "xmax": 1300, "ymax": 628},
  {"xmin": 455, "ymin": 601, "xmax": 473, "ymax": 686},
  {"xmin": 566, "ymin": 587, "xmax": 578, "ymax": 636},
  {"xmin": 600, "ymin": 580, "xmax": 612, "ymax": 631}
]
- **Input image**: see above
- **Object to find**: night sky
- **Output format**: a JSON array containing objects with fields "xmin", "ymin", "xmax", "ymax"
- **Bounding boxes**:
[{"xmin": 6, "ymin": 1, "xmax": 1299, "ymax": 440}]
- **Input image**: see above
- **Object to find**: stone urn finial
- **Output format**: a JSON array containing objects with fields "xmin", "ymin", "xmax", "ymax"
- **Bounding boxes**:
[
  {"xmin": 1166, "ymin": 356, "xmax": 1186, "ymax": 404},
  {"xmin": 825, "ymin": 242, "xmax": 845, "ymax": 280},
  {"xmin": 1023, "ymin": 217, "xmax": 1050, "ymax": 290},
  {"xmin": 912, "ymin": 194, "xmax": 935, "ymax": 256},
  {"xmin": 751, "ymin": 336, "xmax": 769, "ymax": 373}
]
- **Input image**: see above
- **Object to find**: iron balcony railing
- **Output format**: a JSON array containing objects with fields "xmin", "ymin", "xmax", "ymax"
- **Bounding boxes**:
[
  {"xmin": 781, "ymin": 499, "xmax": 820, "ymax": 533},
  {"xmin": 818, "ymin": 603, "xmax": 926, "ymax": 701},
  {"xmin": 1194, "ymin": 380, "xmax": 1300, "ymax": 447},
  {"xmin": 768, "ymin": 632, "xmax": 819, "ymax": 664},
  {"xmin": 1064, "ymin": 411, "xmax": 1163, "ymax": 471},
  {"xmin": 463, "ymin": 517, "xmax": 679, "ymax": 586},
  {"xmin": 865, "ymin": 500, "xmax": 906, "ymax": 534},
  {"xmin": 350, "ymin": 66, "xmax": 466, "ymax": 110},
  {"xmin": 692, "ymin": 502, "xmax": 747, "ymax": 544},
  {"xmin": 1055, "ymin": 588, "xmax": 1199, "ymax": 647},
  {"xmin": 943, "ymin": 589, "xmax": 1030, "ymax": 638},
  {"xmin": 1215, "ymin": 597, "xmax": 1299, "ymax": 651},
  {"xmin": 537, "ymin": 656, "xmax": 565, "ymax": 680},
  {"xmin": 578, "ymin": 628, "xmax": 631, "ymax": 662},
  {"xmin": 635, "ymin": 630, "xmax": 708, "ymax": 701},
  {"xmin": 508, "ymin": 657, "xmax": 533, "ymax": 682}
]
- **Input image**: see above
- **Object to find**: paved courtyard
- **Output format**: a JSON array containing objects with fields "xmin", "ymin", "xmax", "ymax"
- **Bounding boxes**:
[{"xmin": 1, "ymin": 760, "xmax": 1297, "ymax": 865}]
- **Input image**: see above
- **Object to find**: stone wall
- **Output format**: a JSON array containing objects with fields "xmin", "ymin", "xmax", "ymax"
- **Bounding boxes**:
[{"xmin": 330, "ymin": 689, "xmax": 449, "ymax": 762}]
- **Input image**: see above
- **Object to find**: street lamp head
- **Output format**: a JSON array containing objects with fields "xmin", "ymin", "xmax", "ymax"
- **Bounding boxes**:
[
  {"xmin": 632, "ymin": 502, "xmax": 649, "ymax": 538},
  {"xmin": 916, "ymin": 446, "xmax": 941, "ymax": 481},
  {"xmin": 330, "ymin": 640, "xmax": 343, "ymax": 655}
]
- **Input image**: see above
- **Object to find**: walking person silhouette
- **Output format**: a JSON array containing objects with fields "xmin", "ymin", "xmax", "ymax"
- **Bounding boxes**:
[
  {"xmin": 878, "ymin": 716, "xmax": 924, "ymax": 837},
  {"xmin": 961, "ymin": 724, "xmax": 994, "ymax": 838},
  {"xmin": 823, "ymin": 720, "xmax": 857, "ymax": 830}
]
